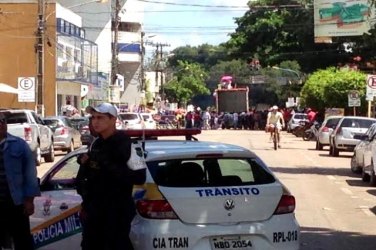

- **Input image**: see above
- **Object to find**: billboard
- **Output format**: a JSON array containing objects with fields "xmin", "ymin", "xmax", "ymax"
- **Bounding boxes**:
[{"xmin": 314, "ymin": 0, "xmax": 374, "ymax": 38}]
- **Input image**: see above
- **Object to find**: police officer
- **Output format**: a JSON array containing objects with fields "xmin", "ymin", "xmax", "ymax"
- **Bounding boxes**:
[{"xmin": 77, "ymin": 103, "xmax": 146, "ymax": 250}]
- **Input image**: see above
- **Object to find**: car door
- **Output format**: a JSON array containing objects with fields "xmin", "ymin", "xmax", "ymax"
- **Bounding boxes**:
[
  {"xmin": 31, "ymin": 111, "xmax": 50, "ymax": 150},
  {"xmin": 65, "ymin": 118, "xmax": 81, "ymax": 148},
  {"xmin": 30, "ymin": 153, "xmax": 83, "ymax": 250},
  {"xmin": 362, "ymin": 124, "xmax": 376, "ymax": 168}
]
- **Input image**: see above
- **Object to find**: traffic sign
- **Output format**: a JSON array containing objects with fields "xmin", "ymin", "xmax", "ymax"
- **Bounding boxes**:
[
  {"xmin": 366, "ymin": 75, "xmax": 376, "ymax": 101},
  {"xmin": 18, "ymin": 77, "xmax": 35, "ymax": 102},
  {"xmin": 348, "ymin": 90, "xmax": 360, "ymax": 107}
]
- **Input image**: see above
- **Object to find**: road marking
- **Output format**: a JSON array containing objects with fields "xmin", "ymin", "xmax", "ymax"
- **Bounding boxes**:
[
  {"xmin": 327, "ymin": 175, "xmax": 336, "ymax": 180},
  {"xmin": 359, "ymin": 206, "xmax": 374, "ymax": 217},
  {"xmin": 341, "ymin": 188, "xmax": 353, "ymax": 195}
]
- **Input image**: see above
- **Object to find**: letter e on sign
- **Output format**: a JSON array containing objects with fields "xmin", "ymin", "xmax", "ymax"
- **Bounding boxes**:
[
  {"xmin": 18, "ymin": 77, "xmax": 35, "ymax": 102},
  {"xmin": 367, "ymin": 75, "xmax": 376, "ymax": 89}
]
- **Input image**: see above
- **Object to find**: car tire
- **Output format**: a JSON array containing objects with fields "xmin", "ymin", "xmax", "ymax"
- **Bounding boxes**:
[
  {"xmin": 316, "ymin": 140, "xmax": 324, "ymax": 151},
  {"xmin": 67, "ymin": 140, "xmax": 74, "ymax": 153},
  {"xmin": 332, "ymin": 144, "xmax": 339, "ymax": 157},
  {"xmin": 370, "ymin": 167, "xmax": 376, "ymax": 187},
  {"xmin": 362, "ymin": 167, "xmax": 370, "ymax": 182},
  {"xmin": 329, "ymin": 146, "xmax": 333, "ymax": 156},
  {"xmin": 44, "ymin": 144, "xmax": 55, "ymax": 163},
  {"xmin": 350, "ymin": 154, "xmax": 362, "ymax": 174},
  {"xmin": 35, "ymin": 145, "xmax": 41, "ymax": 166}
]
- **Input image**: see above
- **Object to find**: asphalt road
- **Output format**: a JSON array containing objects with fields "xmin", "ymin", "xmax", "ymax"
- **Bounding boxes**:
[
  {"xmin": 37, "ymin": 129, "xmax": 376, "ymax": 249},
  {"xmin": 195, "ymin": 129, "xmax": 376, "ymax": 250}
]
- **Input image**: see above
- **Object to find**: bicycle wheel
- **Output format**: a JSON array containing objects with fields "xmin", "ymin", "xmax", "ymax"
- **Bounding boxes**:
[{"xmin": 273, "ymin": 131, "xmax": 278, "ymax": 150}]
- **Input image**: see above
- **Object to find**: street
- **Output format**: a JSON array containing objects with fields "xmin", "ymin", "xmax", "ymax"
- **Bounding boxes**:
[{"xmin": 37, "ymin": 130, "xmax": 376, "ymax": 249}]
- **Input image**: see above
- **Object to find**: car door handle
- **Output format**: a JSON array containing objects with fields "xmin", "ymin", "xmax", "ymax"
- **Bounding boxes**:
[{"xmin": 60, "ymin": 202, "xmax": 68, "ymax": 210}]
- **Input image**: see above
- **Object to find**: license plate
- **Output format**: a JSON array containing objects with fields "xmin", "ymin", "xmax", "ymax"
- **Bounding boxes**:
[{"xmin": 210, "ymin": 235, "xmax": 253, "ymax": 250}]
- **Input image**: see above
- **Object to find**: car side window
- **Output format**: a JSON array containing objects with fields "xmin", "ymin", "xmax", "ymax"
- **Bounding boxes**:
[{"xmin": 41, "ymin": 155, "xmax": 80, "ymax": 191}]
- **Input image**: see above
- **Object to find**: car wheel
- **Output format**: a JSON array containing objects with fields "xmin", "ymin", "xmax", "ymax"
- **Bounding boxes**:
[
  {"xmin": 67, "ymin": 140, "xmax": 74, "ymax": 153},
  {"xmin": 350, "ymin": 154, "xmax": 361, "ymax": 174},
  {"xmin": 35, "ymin": 145, "xmax": 41, "ymax": 166},
  {"xmin": 44, "ymin": 144, "xmax": 55, "ymax": 163},
  {"xmin": 316, "ymin": 140, "xmax": 323, "ymax": 150},
  {"xmin": 332, "ymin": 144, "xmax": 339, "ymax": 157},
  {"xmin": 370, "ymin": 167, "xmax": 376, "ymax": 187},
  {"xmin": 362, "ymin": 167, "xmax": 370, "ymax": 182},
  {"xmin": 329, "ymin": 146, "xmax": 333, "ymax": 156}
]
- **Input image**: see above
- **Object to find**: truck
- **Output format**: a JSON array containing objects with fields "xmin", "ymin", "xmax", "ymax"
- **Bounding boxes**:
[
  {"xmin": 215, "ymin": 87, "xmax": 249, "ymax": 113},
  {"xmin": 0, "ymin": 109, "xmax": 55, "ymax": 166}
]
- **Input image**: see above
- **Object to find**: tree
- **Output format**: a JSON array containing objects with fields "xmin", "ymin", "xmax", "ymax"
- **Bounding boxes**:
[
  {"xmin": 168, "ymin": 44, "xmax": 229, "ymax": 70},
  {"xmin": 225, "ymin": 0, "xmax": 355, "ymax": 72},
  {"xmin": 300, "ymin": 67, "xmax": 367, "ymax": 114},
  {"xmin": 164, "ymin": 60, "xmax": 210, "ymax": 106},
  {"xmin": 208, "ymin": 59, "xmax": 252, "ymax": 88}
]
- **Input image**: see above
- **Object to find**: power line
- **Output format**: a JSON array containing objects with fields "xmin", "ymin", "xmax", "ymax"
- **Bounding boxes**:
[{"xmin": 135, "ymin": 0, "xmax": 248, "ymax": 8}]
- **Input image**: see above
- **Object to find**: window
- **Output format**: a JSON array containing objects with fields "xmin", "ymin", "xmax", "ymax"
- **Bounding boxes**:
[{"xmin": 148, "ymin": 158, "xmax": 275, "ymax": 187}]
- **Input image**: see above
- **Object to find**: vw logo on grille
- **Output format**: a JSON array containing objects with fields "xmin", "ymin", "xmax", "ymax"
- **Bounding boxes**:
[{"xmin": 224, "ymin": 199, "xmax": 235, "ymax": 210}]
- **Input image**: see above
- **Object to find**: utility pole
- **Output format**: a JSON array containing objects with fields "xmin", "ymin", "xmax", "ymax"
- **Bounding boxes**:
[
  {"xmin": 37, "ymin": 0, "xmax": 45, "ymax": 116},
  {"xmin": 111, "ymin": 0, "xmax": 120, "ymax": 86},
  {"xmin": 151, "ymin": 42, "xmax": 170, "ymax": 101}
]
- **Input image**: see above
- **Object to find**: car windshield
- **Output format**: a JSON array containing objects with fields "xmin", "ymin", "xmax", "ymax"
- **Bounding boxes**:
[
  {"xmin": 147, "ymin": 158, "xmax": 275, "ymax": 187},
  {"xmin": 119, "ymin": 114, "xmax": 139, "ymax": 120},
  {"xmin": 341, "ymin": 119, "xmax": 376, "ymax": 128},
  {"xmin": 294, "ymin": 114, "xmax": 307, "ymax": 119},
  {"xmin": 3, "ymin": 113, "xmax": 28, "ymax": 124},
  {"xmin": 43, "ymin": 119, "xmax": 61, "ymax": 130}
]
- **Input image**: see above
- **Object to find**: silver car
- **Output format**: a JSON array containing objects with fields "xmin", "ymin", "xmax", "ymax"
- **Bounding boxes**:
[
  {"xmin": 316, "ymin": 115, "xmax": 343, "ymax": 150},
  {"xmin": 351, "ymin": 123, "xmax": 376, "ymax": 175},
  {"xmin": 43, "ymin": 116, "xmax": 82, "ymax": 153},
  {"xmin": 287, "ymin": 113, "xmax": 308, "ymax": 133},
  {"xmin": 329, "ymin": 116, "xmax": 376, "ymax": 157}
]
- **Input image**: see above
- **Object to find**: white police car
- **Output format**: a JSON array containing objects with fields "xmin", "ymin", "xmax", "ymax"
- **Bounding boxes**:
[{"xmin": 30, "ymin": 129, "xmax": 300, "ymax": 250}]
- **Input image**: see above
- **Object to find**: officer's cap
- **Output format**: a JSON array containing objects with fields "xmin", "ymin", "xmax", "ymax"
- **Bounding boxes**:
[{"xmin": 86, "ymin": 103, "xmax": 118, "ymax": 117}]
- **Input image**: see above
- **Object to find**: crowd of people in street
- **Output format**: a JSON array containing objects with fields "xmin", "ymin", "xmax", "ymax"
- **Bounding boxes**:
[{"xmin": 171, "ymin": 106, "xmax": 318, "ymax": 131}]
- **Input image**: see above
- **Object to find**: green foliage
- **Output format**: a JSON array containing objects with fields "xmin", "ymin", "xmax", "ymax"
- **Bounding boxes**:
[
  {"xmin": 164, "ymin": 60, "xmax": 210, "ymax": 105},
  {"xmin": 168, "ymin": 44, "xmax": 229, "ymax": 70},
  {"xmin": 300, "ymin": 67, "xmax": 367, "ymax": 112},
  {"xmin": 226, "ymin": 0, "xmax": 351, "ymax": 72},
  {"xmin": 208, "ymin": 59, "xmax": 252, "ymax": 88}
]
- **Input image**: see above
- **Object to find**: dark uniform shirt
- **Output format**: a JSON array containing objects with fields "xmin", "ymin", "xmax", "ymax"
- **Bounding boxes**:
[{"xmin": 77, "ymin": 130, "xmax": 146, "ymax": 220}]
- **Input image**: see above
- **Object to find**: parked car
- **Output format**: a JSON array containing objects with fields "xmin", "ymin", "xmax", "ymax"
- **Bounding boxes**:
[
  {"xmin": 329, "ymin": 116, "xmax": 376, "ymax": 157},
  {"xmin": 30, "ymin": 129, "xmax": 300, "ymax": 249},
  {"xmin": 69, "ymin": 116, "xmax": 89, "ymax": 132},
  {"xmin": 287, "ymin": 113, "xmax": 308, "ymax": 133},
  {"xmin": 316, "ymin": 115, "xmax": 343, "ymax": 150},
  {"xmin": 118, "ymin": 112, "xmax": 145, "ymax": 130},
  {"xmin": 43, "ymin": 116, "xmax": 82, "ymax": 153},
  {"xmin": 140, "ymin": 113, "xmax": 157, "ymax": 129},
  {"xmin": 0, "ymin": 109, "xmax": 54, "ymax": 166},
  {"xmin": 351, "ymin": 123, "xmax": 376, "ymax": 174}
]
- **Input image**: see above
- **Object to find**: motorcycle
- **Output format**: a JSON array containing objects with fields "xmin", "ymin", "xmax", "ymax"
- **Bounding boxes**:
[
  {"xmin": 303, "ymin": 121, "xmax": 321, "ymax": 141},
  {"xmin": 292, "ymin": 120, "xmax": 311, "ymax": 137}
]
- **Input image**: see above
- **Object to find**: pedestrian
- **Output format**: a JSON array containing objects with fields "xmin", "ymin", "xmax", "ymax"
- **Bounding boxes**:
[
  {"xmin": 76, "ymin": 103, "xmax": 146, "ymax": 250},
  {"xmin": 0, "ymin": 112, "xmax": 40, "ymax": 250}
]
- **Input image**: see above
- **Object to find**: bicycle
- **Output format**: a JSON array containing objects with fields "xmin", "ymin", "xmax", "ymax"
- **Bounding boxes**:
[
  {"xmin": 271, "ymin": 125, "xmax": 279, "ymax": 150},
  {"xmin": 267, "ymin": 124, "xmax": 279, "ymax": 150}
]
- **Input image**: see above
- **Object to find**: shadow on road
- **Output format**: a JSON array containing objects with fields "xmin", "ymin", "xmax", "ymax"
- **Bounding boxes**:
[
  {"xmin": 270, "ymin": 166, "xmax": 358, "ymax": 178},
  {"xmin": 300, "ymin": 226, "xmax": 376, "ymax": 250}
]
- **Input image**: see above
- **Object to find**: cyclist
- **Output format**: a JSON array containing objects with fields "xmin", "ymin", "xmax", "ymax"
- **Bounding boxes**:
[{"xmin": 266, "ymin": 105, "xmax": 285, "ymax": 148}]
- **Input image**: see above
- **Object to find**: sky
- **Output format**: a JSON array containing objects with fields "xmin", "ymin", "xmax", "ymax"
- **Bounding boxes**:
[{"xmin": 138, "ymin": 0, "xmax": 250, "ymax": 53}]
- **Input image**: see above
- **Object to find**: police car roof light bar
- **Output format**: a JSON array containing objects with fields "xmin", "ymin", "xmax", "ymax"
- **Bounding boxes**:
[{"xmin": 124, "ymin": 128, "xmax": 201, "ymax": 138}]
